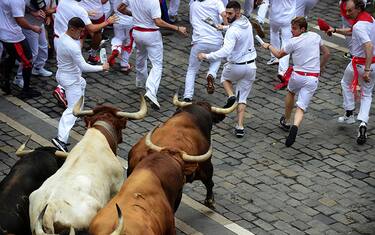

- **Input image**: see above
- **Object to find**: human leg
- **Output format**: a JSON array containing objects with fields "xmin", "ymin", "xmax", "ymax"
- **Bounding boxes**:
[{"xmin": 183, "ymin": 44, "xmax": 202, "ymax": 100}]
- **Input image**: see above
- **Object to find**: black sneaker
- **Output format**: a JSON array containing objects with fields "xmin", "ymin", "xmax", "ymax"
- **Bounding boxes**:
[
  {"xmin": 285, "ymin": 125, "xmax": 298, "ymax": 147},
  {"xmin": 280, "ymin": 115, "xmax": 291, "ymax": 131},
  {"xmin": 235, "ymin": 126, "xmax": 245, "ymax": 138},
  {"xmin": 183, "ymin": 98, "xmax": 192, "ymax": 102},
  {"xmin": 357, "ymin": 122, "xmax": 367, "ymax": 145},
  {"xmin": 223, "ymin": 95, "xmax": 236, "ymax": 108},
  {"xmin": 51, "ymin": 137, "xmax": 68, "ymax": 152}
]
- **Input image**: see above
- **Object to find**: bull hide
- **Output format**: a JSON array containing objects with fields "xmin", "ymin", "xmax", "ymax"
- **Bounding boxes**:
[
  {"xmin": 89, "ymin": 149, "xmax": 185, "ymax": 235},
  {"xmin": 0, "ymin": 147, "xmax": 64, "ymax": 235}
]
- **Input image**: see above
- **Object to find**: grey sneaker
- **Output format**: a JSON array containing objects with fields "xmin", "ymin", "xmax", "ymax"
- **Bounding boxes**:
[{"xmin": 337, "ymin": 114, "xmax": 356, "ymax": 124}]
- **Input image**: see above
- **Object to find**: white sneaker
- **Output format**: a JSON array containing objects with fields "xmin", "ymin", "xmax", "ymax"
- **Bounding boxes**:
[
  {"xmin": 267, "ymin": 58, "xmax": 279, "ymax": 65},
  {"xmin": 32, "ymin": 67, "xmax": 53, "ymax": 77},
  {"xmin": 144, "ymin": 92, "xmax": 160, "ymax": 110},
  {"xmin": 337, "ymin": 115, "xmax": 356, "ymax": 124},
  {"xmin": 13, "ymin": 76, "xmax": 24, "ymax": 88}
]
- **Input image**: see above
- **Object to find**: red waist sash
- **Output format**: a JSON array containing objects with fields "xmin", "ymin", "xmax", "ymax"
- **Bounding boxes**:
[{"xmin": 123, "ymin": 27, "xmax": 159, "ymax": 54}]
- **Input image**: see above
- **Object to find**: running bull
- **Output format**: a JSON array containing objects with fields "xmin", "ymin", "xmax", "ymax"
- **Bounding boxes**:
[
  {"xmin": 0, "ymin": 136, "xmax": 67, "ymax": 235},
  {"xmin": 128, "ymin": 93, "xmax": 237, "ymax": 210},
  {"xmin": 29, "ymin": 95, "xmax": 147, "ymax": 235},
  {"xmin": 88, "ymin": 129, "xmax": 213, "ymax": 235}
]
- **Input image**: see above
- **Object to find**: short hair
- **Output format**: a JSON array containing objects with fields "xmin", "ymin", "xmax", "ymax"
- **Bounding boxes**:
[
  {"xmin": 226, "ymin": 1, "xmax": 241, "ymax": 10},
  {"xmin": 68, "ymin": 17, "xmax": 85, "ymax": 29},
  {"xmin": 291, "ymin": 16, "xmax": 308, "ymax": 31},
  {"xmin": 350, "ymin": 0, "xmax": 366, "ymax": 11}
]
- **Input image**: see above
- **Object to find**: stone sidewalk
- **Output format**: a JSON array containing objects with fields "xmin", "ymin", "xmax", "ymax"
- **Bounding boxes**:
[{"xmin": 1, "ymin": 0, "xmax": 375, "ymax": 234}]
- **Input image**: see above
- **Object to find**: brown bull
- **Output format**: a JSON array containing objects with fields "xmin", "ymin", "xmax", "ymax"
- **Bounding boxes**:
[{"xmin": 127, "ymin": 94, "xmax": 237, "ymax": 210}]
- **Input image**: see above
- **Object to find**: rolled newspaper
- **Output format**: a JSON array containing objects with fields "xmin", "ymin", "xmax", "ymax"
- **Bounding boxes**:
[
  {"xmin": 100, "ymin": 48, "xmax": 107, "ymax": 64},
  {"xmin": 202, "ymin": 17, "xmax": 217, "ymax": 29},
  {"xmin": 255, "ymin": 35, "xmax": 266, "ymax": 45}
]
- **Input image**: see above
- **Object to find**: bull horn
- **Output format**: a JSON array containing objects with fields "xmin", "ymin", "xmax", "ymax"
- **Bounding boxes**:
[
  {"xmin": 182, "ymin": 142, "xmax": 213, "ymax": 162},
  {"xmin": 145, "ymin": 126, "xmax": 164, "ymax": 152},
  {"xmin": 110, "ymin": 204, "xmax": 124, "ymax": 235},
  {"xmin": 116, "ymin": 94, "xmax": 147, "ymax": 120},
  {"xmin": 73, "ymin": 96, "xmax": 94, "ymax": 117},
  {"xmin": 16, "ymin": 135, "xmax": 34, "ymax": 157},
  {"xmin": 69, "ymin": 227, "xmax": 75, "ymax": 235},
  {"xmin": 210, "ymin": 101, "xmax": 238, "ymax": 114},
  {"xmin": 172, "ymin": 93, "xmax": 192, "ymax": 108},
  {"xmin": 35, "ymin": 204, "xmax": 58, "ymax": 235},
  {"xmin": 55, "ymin": 151, "xmax": 69, "ymax": 158}
]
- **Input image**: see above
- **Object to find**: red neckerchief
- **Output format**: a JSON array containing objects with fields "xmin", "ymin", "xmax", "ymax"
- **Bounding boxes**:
[{"xmin": 353, "ymin": 11, "xmax": 374, "ymax": 25}]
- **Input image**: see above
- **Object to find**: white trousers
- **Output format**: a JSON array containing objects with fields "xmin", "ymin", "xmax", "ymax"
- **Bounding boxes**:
[
  {"xmin": 270, "ymin": 21, "xmax": 291, "ymax": 75},
  {"xmin": 133, "ymin": 30, "xmax": 163, "ymax": 100},
  {"xmin": 341, "ymin": 62, "xmax": 375, "ymax": 123},
  {"xmin": 183, "ymin": 43, "xmax": 222, "ymax": 99},
  {"xmin": 287, "ymin": 72, "xmax": 319, "ymax": 111},
  {"xmin": 221, "ymin": 62, "xmax": 257, "ymax": 104},
  {"xmin": 256, "ymin": 0, "xmax": 269, "ymax": 24},
  {"xmin": 295, "ymin": 0, "xmax": 319, "ymax": 17},
  {"xmin": 168, "ymin": 0, "xmax": 180, "ymax": 16},
  {"xmin": 111, "ymin": 23, "xmax": 132, "ymax": 67},
  {"xmin": 17, "ymin": 26, "xmax": 48, "ymax": 75},
  {"xmin": 244, "ymin": 0, "xmax": 254, "ymax": 16},
  {"xmin": 56, "ymin": 77, "xmax": 86, "ymax": 143}
]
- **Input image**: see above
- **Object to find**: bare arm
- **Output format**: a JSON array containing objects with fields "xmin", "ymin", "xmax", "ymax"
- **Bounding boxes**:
[
  {"xmin": 15, "ymin": 17, "xmax": 41, "ymax": 33},
  {"xmin": 220, "ymin": 11, "xmax": 228, "ymax": 25},
  {"xmin": 117, "ymin": 3, "xmax": 132, "ymax": 16},
  {"xmin": 101, "ymin": 0, "xmax": 109, "ymax": 3},
  {"xmin": 86, "ymin": 15, "xmax": 118, "ymax": 33},
  {"xmin": 320, "ymin": 45, "xmax": 330, "ymax": 73},
  {"xmin": 154, "ymin": 18, "xmax": 188, "ymax": 36},
  {"xmin": 362, "ymin": 41, "xmax": 374, "ymax": 82},
  {"xmin": 327, "ymin": 26, "xmax": 352, "ymax": 36},
  {"xmin": 262, "ymin": 42, "xmax": 288, "ymax": 59}
]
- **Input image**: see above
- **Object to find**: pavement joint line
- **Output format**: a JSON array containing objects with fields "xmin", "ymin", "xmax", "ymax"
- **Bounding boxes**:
[
  {"xmin": 175, "ymin": 218, "xmax": 203, "ymax": 235},
  {"xmin": 3, "ymin": 96, "xmax": 253, "ymax": 234},
  {"xmin": 250, "ymin": 13, "xmax": 349, "ymax": 53}
]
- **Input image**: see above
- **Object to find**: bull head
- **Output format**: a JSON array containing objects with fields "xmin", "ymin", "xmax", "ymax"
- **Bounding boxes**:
[
  {"xmin": 73, "ymin": 94, "xmax": 147, "ymax": 120},
  {"xmin": 16, "ymin": 135, "xmax": 68, "ymax": 158},
  {"xmin": 172, "ymin": 93, "xmax": 238, "ymax": 114},
  {"xmin": 145, "ymin": 127, "xmax": 212, "ymax": 162}
]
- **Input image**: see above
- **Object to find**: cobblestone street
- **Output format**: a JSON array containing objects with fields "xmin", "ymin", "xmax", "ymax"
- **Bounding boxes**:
[{"xmin": 1, "ymin": 0, "xmax": 375, "ymax": 234}]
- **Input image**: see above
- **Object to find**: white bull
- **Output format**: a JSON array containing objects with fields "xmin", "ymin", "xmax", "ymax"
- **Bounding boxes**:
[{"xmin": 29, "ymin": 95, "xmax": 147, "ymax": 234}]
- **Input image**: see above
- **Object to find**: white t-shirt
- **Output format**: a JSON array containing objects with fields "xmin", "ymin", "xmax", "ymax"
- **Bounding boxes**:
[
  {"xmin": 80, "ymin": 0, "xmax": 104, "ymax": 20},
  {"xmin": 112, "ymin": 0, "xmax": 133, "ymax": 26},
  {"xmin": 56, "ymin": 33, "xmax": 103, "ymax": 85},
  {"xmin": 190, "ymin": 0, "xmax": 225, "ymax": 45},
  {"xmin": 25, "ymin": 0, "xmax": 52, "ymax": 26},
  {"xmin": 283, "ymin": 31, "xmax": 322, "ymax": 73},
  {"xmin": 54, "ymin": 0, "xmax": 92, "ymax": 37},
  {"xmin": 351, "ymin": 20, "xmax": 375, "ymax": 57},
  {"xmin": 269, "ymin": 0, "xmax": 296, "ymax": 25},
  {"xmin": 122, "ymin": 0, "xmax": 160, "ymax": 29},
  {"xmin": 0, "ymin": 0, "xmax": 26, "ymax": 43}
]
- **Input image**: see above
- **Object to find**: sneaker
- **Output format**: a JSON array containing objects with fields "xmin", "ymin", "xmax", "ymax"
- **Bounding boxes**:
[
  {"xmin": 285, "ymin": 125, "xmax": 298, "ymax": 147},
  {"xmin": 343, "ymin": 52, "xmax": 352, "ymax": 59},
  {"xmin": 183, "ymin": 98, "xmax": 192, "ymax": 102},
  {"xmin": 206, "ymin": 74, "xmax": 215, "ymax": 94},
  {"xmin": 52, "ymin": 86, "xmax": 68, "ymax": 108},
  {"xmin": 51, "ymin": 137, "xmax": 68, "ymax": 152},
  {"xmin": 88, "ymin": 55, "xmax": 100, "ymax": 64},
  {"xmin": 223, "ymin": 95, "xmax": 236, "ymax": 108},
  {"xmin": 337, "ymin": 114, "xmax": 356, "ymax": 124},
  {"xmin": 267, "ymin": 58, "xmax": 279, "ymax": 65},
  {"xmin": 279, "ymin": 115, "xmax": 291, "ymax": 131},
  {"xmin": 235, "ymin": 126, "xmax": 245, "ymax": 138},
  {"xmin": 120, "ymin": 64, "xmax": 132, "ymax": 75},
  {"xmin": 357, "ymin": 122, "xmax": 367, "ymax": 145},
  {"xmin": 13, "ymin": 76, "xmax": 24, "ymax": 88},
  {"xmin": 19, "ymin": 88, "xmax": 41, "ymax": 99},
  {"xmin": 32, "ymin": 67, "xmax": 53, "ymax": 77},
  {"xmin": 144, "ymin": 92, "xmax": 160, "ymax": 110},
  {"xmin": 108, "ymin": 49, "xmax": 119, "ymax": 66}
]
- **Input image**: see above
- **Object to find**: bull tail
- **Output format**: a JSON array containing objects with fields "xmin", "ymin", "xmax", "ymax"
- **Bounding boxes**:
[
  {"xmin": 110, "ymin": 204, "xmax": 124, "ymax": 235},
  {"xmin": 34, "ymin": 204, "xmax": 58, "ymax": 235}
]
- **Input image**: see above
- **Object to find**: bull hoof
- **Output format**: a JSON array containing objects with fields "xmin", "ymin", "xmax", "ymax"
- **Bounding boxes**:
[{"xmin": 204, "ymin": 198, "xmax": 215, "ymax": 209}]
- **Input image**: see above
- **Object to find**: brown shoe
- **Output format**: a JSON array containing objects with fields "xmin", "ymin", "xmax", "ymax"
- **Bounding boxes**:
[{"xmin": 206, "ymin": 74, "xmax": 215, "ymax": 94}]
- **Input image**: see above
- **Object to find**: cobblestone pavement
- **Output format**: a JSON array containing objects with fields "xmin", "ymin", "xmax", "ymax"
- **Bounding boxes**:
[{"xmin": 1, "ymin": 0, "xmax": 375, "ymax": 234}]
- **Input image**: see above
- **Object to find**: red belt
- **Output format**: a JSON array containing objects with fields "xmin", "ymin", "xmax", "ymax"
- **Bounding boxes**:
[
  {"xmin": 294, "ymin": 71, "xmax": 320, "ymax": 77},
  {"xmin": 351, "ymin": 56, "xmax": 375, "ymax": 96},
  {"xmin": 123, "ymin": 26, "xmax": 159, "ymax": 54}
]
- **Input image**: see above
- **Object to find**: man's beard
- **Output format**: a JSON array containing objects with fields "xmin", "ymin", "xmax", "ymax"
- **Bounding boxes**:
[{"xmin": 228, "ymin": 17, "xmax": 236, "ymax": 24}]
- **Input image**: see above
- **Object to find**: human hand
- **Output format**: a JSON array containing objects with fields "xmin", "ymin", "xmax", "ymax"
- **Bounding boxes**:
[
  {"xmin": 31, "ymin": 9, "xmax": 46, "ymax": 19},
  {"xmin": 363, "ymin": 71, "xmax": 371, "ymax": 83},
  {"xmin": 262, "ymin": 42, "xmax": 270, "ymax": 49},
  {"xmin": 326, "ymin": 27, "xmax": 334, "ymax": 36},
  {"xmin": 107, "ymin": 15, "xmax": 119, "ymax": 25},
  {"xmin": 31, "ymin": 25, "xmax": 42, "ymax": 34},
  {"xmin": 198, "ymin": 53, "xmax": 206, "ymax": 61},
  {"xmin": 87, "ymin": 10, "xmax": 97, "ymax": 17},
  {"xmin": 177, "ymin": 26, "xmax": 188, "ymax": 37},
  {"xmin": 102, "ymin": 63, "xmax": 110, "ymax": 71}
]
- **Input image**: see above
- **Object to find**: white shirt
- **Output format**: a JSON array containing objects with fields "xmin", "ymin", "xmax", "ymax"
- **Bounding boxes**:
[
  {"xmin": 122, "ymin": 0, "xmax": 160, "ymax": 29},
  {"xmin": 80, "ymin": 0, "xmax": 104, "ymax": 20},
  {"xmin": 25, "ymin": 0, "xmax": 52, "ymax": 26},
  {"xmin": 0, "ymin": 0, "xmax": 25, "ymax": 43},
  {"xmin": 56, "ymin": 33, "xmax": 103, "ymax": 85},
  {"xmin": 351, "ymin": 19, "xmax": 375, "ymax": 57},
  {"xmin": 207, "ymin": 16, "xmax": 256, "ymax": 64},
  {"xmin": 190, "ymin": 0, "xmax": 225, "ymax": 45},
  {"xmin": 269, "ymin": 0, "xmax": 296, "ymax": 25},
  {"xmin": 54, "ymin": 0, "xmax": 92, "ymax": 37},
  {"xmin": 112, "ymin": 0, "xmax": 133, "ymax": 26},
  {"xmin": 283, "ymin": 31, "xmax": 323, "ymax": 73}
]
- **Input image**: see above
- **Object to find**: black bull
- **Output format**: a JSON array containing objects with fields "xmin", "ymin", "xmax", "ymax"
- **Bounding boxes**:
[{"xmin": 0, "ymin": 147, "xmax": 64, "ymax": 235}]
